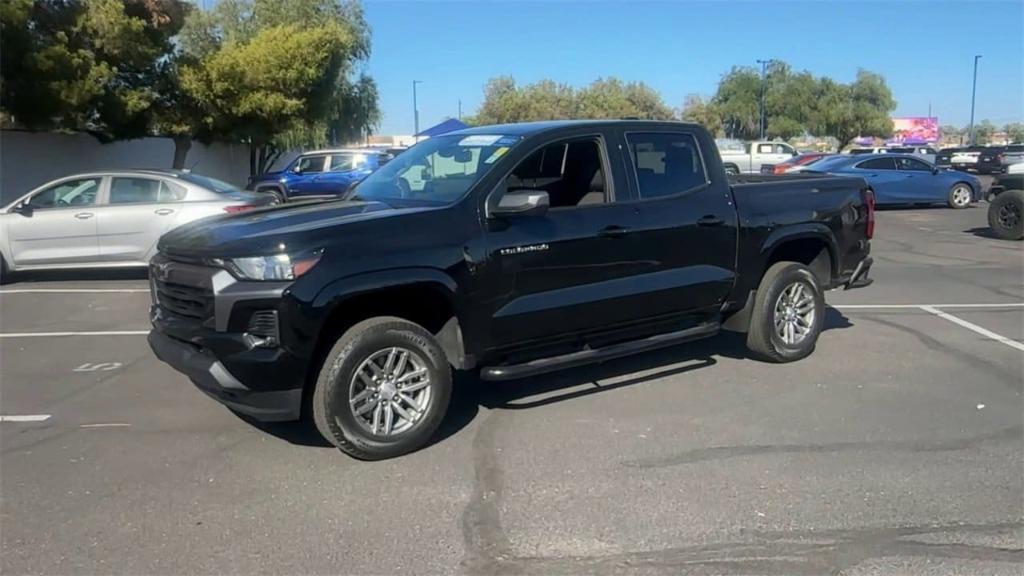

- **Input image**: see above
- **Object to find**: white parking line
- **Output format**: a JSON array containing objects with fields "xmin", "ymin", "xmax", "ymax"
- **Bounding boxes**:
[
  {"xmin": 0, "ymin": 288, "xmax": 149, "ymax": 294},
  {"xmin": 0, "ymin": 330, "xmax": 150, "ymax": 339},
  {"xmin": 919, "ymin": 305, "xmax": 1024, "ymax": 352},
  {"xmin": 835, "ymin": 303, "xmax": 1024, "ymax": 309},
  {"xmin": 0, "ymin": 415, "xmax": 52, "ymax": 422}
]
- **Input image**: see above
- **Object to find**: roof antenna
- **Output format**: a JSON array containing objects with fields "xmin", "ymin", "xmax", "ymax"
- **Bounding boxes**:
[{"xmin": 186, "ymin": 157, "xmax": 201, "ymax": 173}]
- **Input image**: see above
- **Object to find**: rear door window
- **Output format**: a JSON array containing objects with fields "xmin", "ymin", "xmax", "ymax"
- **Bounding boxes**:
[
  {"xmin": 895, "ymin": 157, "xmax": 932, "ymax": 172},
  {"xmin": 856, "ymin": 158, "xmax": 897, "ymax": 170},
  {"xmin": 625, "ymin": 132, "xmax": 708, "ymax": 199},
  {"xmin": 109, "ymin": 177, "xmax": 162, "ymax": 204}
]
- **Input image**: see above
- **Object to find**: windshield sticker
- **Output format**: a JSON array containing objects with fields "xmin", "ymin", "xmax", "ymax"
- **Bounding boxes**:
[
  {"xmin": 484, "ymin": 147, "xmax": 510, "ymax": 164},
  {"xmin": 496, "ymin": 136, "xmax": 521, "ymax": 146},
  {"xmin": 459, "ymin": 135, "xmax": 502, "ymax": 147}
]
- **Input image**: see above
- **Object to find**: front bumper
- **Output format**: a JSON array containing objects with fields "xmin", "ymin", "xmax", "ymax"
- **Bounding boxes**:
[
  {"xmin": 147, "ymin": 254, "xmax": 306, "ymax": 421},
  {"xmin": 149, "ymin": 330, "xmax": 302, "ymax": 421}
]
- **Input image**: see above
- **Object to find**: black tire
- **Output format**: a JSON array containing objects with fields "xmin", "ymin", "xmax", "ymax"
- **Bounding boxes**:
[
  {"xmin": 746, "ymin": 261, "xmax": 825, "ymax": 363},
  {"xmin": 724, "ymin": 164, "xmax": 740, "ymax": 176},
  {"xmin": 987, "ymin": 190, "xmax": 1023, "ymax": 241},
  {"xmin": 312, "ymin": 317, "xmax": 452, "ymax": 460},
  {"xmin": 947, "ymin": 182, "xmax": 973, "ymax": 209},
  {"xmin": 257, "ymin": 186, "xmax": 286, "ymax": 204},
  {"xmin": 0, "ymin": 255, "xmax": 12, "ymax": 285}
]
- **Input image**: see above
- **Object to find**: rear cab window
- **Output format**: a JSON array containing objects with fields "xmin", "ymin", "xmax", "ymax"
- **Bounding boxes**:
[{"xmin": 625, "ymin": 132, "xmax": 709, "ymax": 200}]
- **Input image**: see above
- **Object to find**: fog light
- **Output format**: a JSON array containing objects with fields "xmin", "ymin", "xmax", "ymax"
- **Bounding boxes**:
[{"xmin": 243, "ymin": 310, "xmax": 279, "ymax": 348}]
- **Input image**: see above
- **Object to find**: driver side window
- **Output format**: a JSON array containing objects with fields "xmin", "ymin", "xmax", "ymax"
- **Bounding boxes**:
[{"xmin": 28, "ymin": 178, "xmax": 101, "ymax": 209}]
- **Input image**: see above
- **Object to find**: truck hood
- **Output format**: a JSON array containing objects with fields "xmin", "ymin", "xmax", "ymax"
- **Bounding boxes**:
[{"xmin": 158, "ymin": 200, "xmax": 428, "ymax": 258}]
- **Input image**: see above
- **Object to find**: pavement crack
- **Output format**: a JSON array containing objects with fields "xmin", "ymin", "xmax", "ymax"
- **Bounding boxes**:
[
  {"xmin": 461, "ymin": 409, "xmax": 514, "ymax": 575},
  {"xmin": 622, "ymin": 425, "xmax": 1022, "ymax": 468}
]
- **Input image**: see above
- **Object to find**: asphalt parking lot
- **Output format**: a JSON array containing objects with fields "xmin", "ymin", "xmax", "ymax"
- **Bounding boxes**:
[{"xmin": 1, "ymin": 202, "xmax": 1022, "ymax": 575}]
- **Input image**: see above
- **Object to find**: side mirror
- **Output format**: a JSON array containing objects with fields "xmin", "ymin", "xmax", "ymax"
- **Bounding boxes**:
[
  {"xmin": 490, "ymin": 190, "xmax": 549, "ymax": 218},
  {"xmin": 932, "ymin": 167, "xmax": 940, "ymax": 175},
  {"xmin": 13, "ymin": 203, "xmax": 33, "ymax": 217}
]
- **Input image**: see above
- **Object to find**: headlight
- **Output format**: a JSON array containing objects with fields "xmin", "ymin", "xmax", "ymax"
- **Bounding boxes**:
[{"xmin": 218, "ymin": 251, "xmax": 322, "ymax": 281}]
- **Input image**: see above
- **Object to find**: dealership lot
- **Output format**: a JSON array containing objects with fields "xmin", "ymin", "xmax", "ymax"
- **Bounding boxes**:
[{"xmin": 1, "ymin": 205, "xmax": 1022, "ymax": 575}]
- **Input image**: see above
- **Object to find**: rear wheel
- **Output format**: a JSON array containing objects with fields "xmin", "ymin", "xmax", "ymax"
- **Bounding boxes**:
[
  {"xmin": 0, "ymin": 255, "xmax": 12, "ymax": 285},
  {"xmin": 724, "ymin": 164, "xmax": 740, "ymax": 176},
  {"xmin": 948, "ymin": 182, "xmax": 973, "ymax": 209},
  {"xmin": 312, "ymin": 317, "xmax": 452, "ymax": 460},
  {"xmin": 746, "ymin": 262, "xmax": 825, "ymax": 362},
  {"xmin": 987, "ymin": 190, "xmax": 1023, "ymax": 240}
]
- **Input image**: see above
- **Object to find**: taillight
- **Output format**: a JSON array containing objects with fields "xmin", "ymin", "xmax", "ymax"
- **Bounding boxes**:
[
  {"xmin": 223, "ymin": 204, "xmax": 256, "ymax": 214},
  {"xmin": 864, "ymin": 188, "xmax": 875, "ymax": 239}
]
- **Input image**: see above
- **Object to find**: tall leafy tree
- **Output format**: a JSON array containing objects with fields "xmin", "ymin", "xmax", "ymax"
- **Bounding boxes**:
[
  {"xmin": 471, "ymin": 76, "xmax": 673, "ymax": 124},
  {"xmin": 0, "ymin": 0, "xmax": 188, "ymax": 138},
  {"xmin": 680, "ymin": 94, "xmax": 721, "ymax": 137},
  {"xmin": 1005, "ymin": 123, "xmax": 1024, "ymax": 144},
  {"xmin": 176, "ymin": 0, "xmax": 378, "ymax": 175},
  {"xmin": 711, "ymin": 66, "xmax": 762, "ymax": 139}
]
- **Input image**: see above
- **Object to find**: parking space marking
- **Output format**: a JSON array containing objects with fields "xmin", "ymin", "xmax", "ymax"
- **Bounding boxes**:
[
  {"xmin": 0, "ymin": 415, "xmax": 52, "ymax": 422},
  {"xmin": 0, "ymin": 288, "xmax": 149, "ymax": 294},
  {"xmin": 835, "ymin": 303, "xmax": 1024, "ymax": 309},
  {"xmin": 919, "ymin": 305, "xmax": 1024, "ymax": 353},
  {"xmin": 0, "ymin": 330, "xmax": 149, "ymax": 339}
]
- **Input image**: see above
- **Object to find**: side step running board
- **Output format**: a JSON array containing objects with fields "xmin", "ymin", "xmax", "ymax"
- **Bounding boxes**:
[{"xmin": 480, "ymin": 322, "xmax": 720, "ymax": 381}]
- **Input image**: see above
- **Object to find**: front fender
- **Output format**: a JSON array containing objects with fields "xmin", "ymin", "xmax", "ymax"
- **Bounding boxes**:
[{"xmin": 311, "ymin": 267, "xmax": 459, "ymax": 311}]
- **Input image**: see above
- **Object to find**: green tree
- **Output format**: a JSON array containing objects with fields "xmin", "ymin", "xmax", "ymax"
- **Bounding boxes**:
[
  {"xmin": 971, "ymin": 119, "xmax": 996, "ymax": 145},
  {"xmin": 471, "ymin": 76, "xmax": 673, "ymax": 125},
  {"xmin": 173, "ymin": 0, "xmax": 378, "ymax": 174},
  {"xmin": 680, "ymin": 94, "xmax": 721, "ymax": 137},
  {"xmin": 0, "ymin": 0, "xmax": 188, "ymax": 138},
  {"xmin": 806, "ymin": 71, "xmax": 895, "ymax": 151},
  {"xmin": 940, "ymin": 124, "xmax": 962, "ymax": 144},
  {"xmin": 1005, "ymin": 123, "xmax": 1024, "ymax": 144},
  {"xmin": 711, "ymin": 66, "xmax": 761, "ymax": 139}
]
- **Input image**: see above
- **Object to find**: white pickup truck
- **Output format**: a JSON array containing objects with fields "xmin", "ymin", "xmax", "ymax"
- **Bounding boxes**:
[{"xmin": 717, "ymin": 140, "xmax": 798, "ymax": 174}]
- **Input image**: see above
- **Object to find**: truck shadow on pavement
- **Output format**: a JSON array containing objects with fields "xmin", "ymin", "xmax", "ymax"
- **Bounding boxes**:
[{"xmin": 249, "ymin": 307, "xmax": 853, "ymax": 451}]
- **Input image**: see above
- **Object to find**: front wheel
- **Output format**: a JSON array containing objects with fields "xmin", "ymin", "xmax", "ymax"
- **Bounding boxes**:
[
  {"xmin": 312, "ymin": 317, "xmax": 452, "ymax": 460},
  {"xmin": 948, "ymin": 182, "xmax": 973, "ymax": 209},
  {"xmin": 0, "ymin": 255, "xmax": 12, "ymax": 285},
  {"xmin": 987, "ymin": 190, "xmax": 1023, "ymax": 240},
  {"xmin": 746, "ymin": 262, "xmax": 825, "ymax": 362}
]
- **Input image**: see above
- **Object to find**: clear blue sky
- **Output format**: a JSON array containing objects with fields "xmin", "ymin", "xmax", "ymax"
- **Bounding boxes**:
[{"xmin": 363, "ymin": 0, "xmax": 1023, "ymax": 135}]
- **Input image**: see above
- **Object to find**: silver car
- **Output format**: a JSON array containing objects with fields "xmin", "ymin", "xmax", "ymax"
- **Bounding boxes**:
[{"xmin": 0, "ymin": 169, "xmax": 275, "ymax": 276}]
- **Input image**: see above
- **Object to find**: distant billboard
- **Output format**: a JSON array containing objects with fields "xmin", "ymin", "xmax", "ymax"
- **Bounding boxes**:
[{"xmin": 887, "ymin": 117, "xmax": 939, "ymax": 145}]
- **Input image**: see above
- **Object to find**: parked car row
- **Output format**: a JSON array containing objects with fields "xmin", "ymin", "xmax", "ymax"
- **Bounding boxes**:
[{"xmin": 941, "ymin": 144, "xmax": 1024, "ymax": 174}]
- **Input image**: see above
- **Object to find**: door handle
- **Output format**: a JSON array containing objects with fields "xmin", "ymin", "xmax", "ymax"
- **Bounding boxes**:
[
  {"xmin": 598, "ymin": 225, "xmax": 631, "ymax": 238},
  {"xmin": 74, "ymin": 212, "xmax": 94, "ymax": 220},
  {"xmin": 154, "ymin": 208, "xmax": 175, "ymax": 216},
  {"xmin": 697, "ymin": 215, "xmax": 724, "ymax": 227}
]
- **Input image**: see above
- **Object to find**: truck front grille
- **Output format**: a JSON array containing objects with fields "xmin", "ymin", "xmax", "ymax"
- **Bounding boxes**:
[
  {"xmin": 150, "ymin": 254, "xmax": 215, "ymax": 322},
  {"xmin": 154, "ymin": 279, "xmax": 212, "ymax": 320}
]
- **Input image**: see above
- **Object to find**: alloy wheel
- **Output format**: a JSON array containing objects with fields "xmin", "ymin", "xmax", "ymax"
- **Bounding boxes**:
[
  {"xmin": 773, "ymin": 281, "xmax": 816, "ymax": 346},
  {"xmin": 349, "ymin": 347, "xmax": 432, "ymax": 437}
]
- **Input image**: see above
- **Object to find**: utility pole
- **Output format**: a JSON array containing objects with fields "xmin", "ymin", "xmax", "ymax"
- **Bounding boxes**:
[
  {"xmin": 458, "ymin": 99, "xmax": 462, "ymax": 121},
  {"xmin": 756, "ymin": 59, "xmax": 769, "ymax": 140},
  {"xmin": 413, "ymin": 80, "xmax": 423, "ymax": 140},
  {"xmin": 968, "ymin": 55, "xmax": 981, "ymax": 145}
]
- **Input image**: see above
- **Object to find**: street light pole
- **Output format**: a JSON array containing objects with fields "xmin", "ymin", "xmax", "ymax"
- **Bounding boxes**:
[
  {"xmin": 413, "ymin": 80, "xmax": 423, "ymax": 140},
  {"xmin": 968, "ymin": 55, "xmax": 981, "ymax": 146},
  {"xmin": 756, "ymin": 59, "xmax": 769, "ymax": 140}
]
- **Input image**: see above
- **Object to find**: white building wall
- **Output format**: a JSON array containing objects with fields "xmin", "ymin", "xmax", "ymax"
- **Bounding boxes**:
[{"xmin": 0, "ymin": 130, "xmax": 273, "ymax": 204}]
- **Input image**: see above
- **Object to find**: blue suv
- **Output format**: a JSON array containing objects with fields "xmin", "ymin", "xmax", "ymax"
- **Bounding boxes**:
[{"xmin": 252, "ymin": 149, "xmax": 392, "ymax": 201}]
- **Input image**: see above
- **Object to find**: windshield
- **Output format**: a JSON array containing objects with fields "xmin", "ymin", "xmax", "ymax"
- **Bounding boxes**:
[
  {"xmin": 349, "ymin": 133, "xmax": 522, "ymax": 205},
  {"xmin": 178, "ymin": 173, "xmax": 241, "ymax": 194}
]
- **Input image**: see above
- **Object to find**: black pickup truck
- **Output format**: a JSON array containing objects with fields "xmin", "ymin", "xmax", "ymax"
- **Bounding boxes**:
[{"xmin": 149, "ymin": 121, "xmax": 873, "ymax": 459}]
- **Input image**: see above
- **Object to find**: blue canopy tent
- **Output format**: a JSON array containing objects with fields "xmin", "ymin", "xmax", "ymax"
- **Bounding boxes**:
[{"xmin": 415, "ymin": 118, "xmax": 469, "ymax": 138}]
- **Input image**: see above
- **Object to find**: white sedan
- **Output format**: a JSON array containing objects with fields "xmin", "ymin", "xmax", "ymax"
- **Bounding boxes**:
[{"xmin": 0, "ymin": 170, "xmax": 276, "ymax": 280}]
